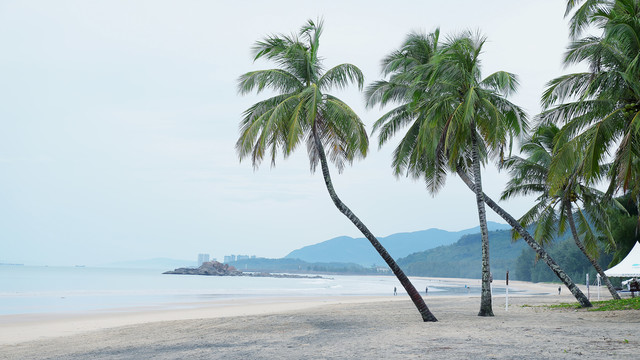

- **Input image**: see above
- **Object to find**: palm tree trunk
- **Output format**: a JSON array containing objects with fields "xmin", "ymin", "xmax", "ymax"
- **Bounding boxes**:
[
  {"xmin": 471, "ymin": 131, "xmax": 493, "ymax": 317},
  {"xmin": 456, "ymin": 170, "xmax": 592, "ymax": 308},
  {"xmin": 565, "ymin": 204, "xmax": 621, "ymax": 300},
  {"xmin": 312, "ymin": 128, "xmax": 437, "ymax": 322}
]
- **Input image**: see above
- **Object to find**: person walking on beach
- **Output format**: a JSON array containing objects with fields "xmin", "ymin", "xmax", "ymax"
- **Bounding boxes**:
[
  {"xmin": 393, "ymin": 287, "xmax": 397, "ymax": 296},
  {"xmin": 425, "ymin": 286, "xmax": 428, "ymax": 295},
  {"xmin": 558, "ymin": 286, "xmax": 561, "ymax": 295}
]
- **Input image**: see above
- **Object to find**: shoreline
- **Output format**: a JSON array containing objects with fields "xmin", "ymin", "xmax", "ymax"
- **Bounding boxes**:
[{"xmin": 0, "ymin": 278, "xmax": 600, "ymax": 347}]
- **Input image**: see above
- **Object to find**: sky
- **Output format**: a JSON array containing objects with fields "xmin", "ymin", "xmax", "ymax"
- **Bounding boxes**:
[{"xmin": 0, "ymin": 0, "xmax": 575, "ymax": 266}]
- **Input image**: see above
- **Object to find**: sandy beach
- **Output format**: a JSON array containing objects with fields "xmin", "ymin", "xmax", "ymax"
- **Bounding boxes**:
[{"xmin": 1, "ymin": 279, "xmax": 638, "ymax": 359}]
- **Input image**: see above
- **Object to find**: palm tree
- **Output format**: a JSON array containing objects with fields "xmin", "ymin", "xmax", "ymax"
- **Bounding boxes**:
[
  {"xmin": 501, "ymin": 124, "xmax": 621, "ymax": 299},
  {"xmin": 542, "ymin": 0, "xmax": 640, "ymax": 218},
  {"xmin": 236, "ymin": 19, "xmax": 437, "ymax": 322},
  {"xmin": 367, "ymin": 30, "xmax": 528, "ymax": 316}
]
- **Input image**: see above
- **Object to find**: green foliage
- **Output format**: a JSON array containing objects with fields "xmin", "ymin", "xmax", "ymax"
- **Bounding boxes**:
[
  {"xmin": 547, "ymin": 302, "xmax": 581, "ymax": 309},
  {"xmin": 590, "ymin": 296, "xmax": 640, "ymax": 311},
  {"xmin": 608, "ymin": 194, "xmax": 640, "ymax": 265},
  {"xmin": 540, "ymin": 296, "xmax": 640, "ymax": 311}
]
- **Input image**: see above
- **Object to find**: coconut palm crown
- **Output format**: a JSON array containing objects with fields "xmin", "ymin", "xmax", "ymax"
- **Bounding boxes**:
[
  {"xmin": 367, "ymin": 30, "xmax": 527, "ymax": 192},
  {"xmin": 236, "ymin": 19, "xmax": 368, "ymax": 172}
]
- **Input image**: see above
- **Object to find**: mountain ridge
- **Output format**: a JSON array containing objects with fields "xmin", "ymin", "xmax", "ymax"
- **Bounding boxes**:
[{"xmin": 285, "ymin": 221, "xmax": 511, "ymax": 266}]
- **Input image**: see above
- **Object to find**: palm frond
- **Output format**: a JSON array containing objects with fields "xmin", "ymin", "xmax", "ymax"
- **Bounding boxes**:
[
  {"xmin": 318, "ymin": 63, "xmax": 364, "ymax": 91},
  {"xmin": 237, "ymin": 69, "xmax": 302, "ymax": 95},
  {"xmin": 480, "ymin": 71, "xmax": 520, "ymax": 96}
]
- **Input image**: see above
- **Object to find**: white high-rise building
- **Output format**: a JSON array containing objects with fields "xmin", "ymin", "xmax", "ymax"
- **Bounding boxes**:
[{"xmin": 197, "ymin": 253, "xmax": 210, "ymax": 266}]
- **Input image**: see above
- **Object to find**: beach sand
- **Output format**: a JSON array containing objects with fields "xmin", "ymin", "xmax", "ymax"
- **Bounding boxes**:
[{"xmin": 1, "ymin": 280, "xmax": 638, "ymax": 359}]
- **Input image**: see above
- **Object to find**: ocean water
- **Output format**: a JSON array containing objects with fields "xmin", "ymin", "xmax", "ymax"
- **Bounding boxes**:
[{"xmin": 0, "ymin": 265, "xmax": 500, "ymax": 315}]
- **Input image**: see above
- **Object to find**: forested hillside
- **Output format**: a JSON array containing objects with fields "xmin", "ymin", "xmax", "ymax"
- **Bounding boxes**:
[
  {"xmin": 398, "ymin": 228, "xmax": 619, "ymax": 284},
  {"xmin": 515, "ymin": 238, "xmax": 616, "ymax": 285},
  {"xmin": 397, "ymin": 229, "xmax": 526, "ymax": 280}
]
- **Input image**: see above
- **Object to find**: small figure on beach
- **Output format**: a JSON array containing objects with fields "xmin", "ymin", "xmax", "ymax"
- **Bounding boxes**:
[
  {"xmin": 425, "ymin": 286, "xmax": 428, "ymax": 295},
  {"xmin": 393, "ymin": 287, "xmax": 397, "ymax": 296},
  {"xmin": 558, "ymin": 286, "xmax": 561, "ymax": 295}
]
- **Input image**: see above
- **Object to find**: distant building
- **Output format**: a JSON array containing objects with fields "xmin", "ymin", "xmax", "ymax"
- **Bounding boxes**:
[
  {"xmin": 374, "ymin": 266, "xmax": 390, "ymax": 273},
  {"xmin": 197, "ymin": 253, "xmax": 210, "ymax": 266},
  {"xmin": 223, "ymin": 254, "xmax": 256, "ymax": 263}
]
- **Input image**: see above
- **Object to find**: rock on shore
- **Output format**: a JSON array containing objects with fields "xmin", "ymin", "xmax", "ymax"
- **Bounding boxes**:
[
  {"xmin": 163, "ymin": 261, "xmax": 242, "ymax": 276},
  {"xmin": 163, "ymin": 261, "xmax": 323, "ymax": 279}
]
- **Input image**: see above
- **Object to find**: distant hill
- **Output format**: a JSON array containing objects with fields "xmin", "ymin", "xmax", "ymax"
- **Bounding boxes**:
[
  {"xmin": 396, "ymin": 229, "xmax": 527, "ymax": 280},
  {"xmin": 285, "ymin": 221, "xmax": 511, "ymax": 266},
  {"xmin": 102, "ymin": 257, "xmax": 197, "ymax": 269}
]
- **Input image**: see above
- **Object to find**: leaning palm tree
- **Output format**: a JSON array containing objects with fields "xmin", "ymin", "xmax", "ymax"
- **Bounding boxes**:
[
  {"xmin": 236, "ymin": 19, "xmax": 436, "ymax": 322},
  {"xmin": 501, "ymin": 124, "xmax": 621, "ymax": 299},
  {"xmin": 367, "ymin": 30, "xmax": 528, "ymax": 316},
  {"xmin": 542, "ymin": 0, "xmax": 640, "ymax": 218}
]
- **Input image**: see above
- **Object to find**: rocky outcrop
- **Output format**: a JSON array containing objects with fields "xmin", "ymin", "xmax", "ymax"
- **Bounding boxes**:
[
  {"xmin": 163, "ymin": 261, "xmax": 242, "ymax": 276},
  {"xmin": 163, "ymin": 261, "xmax": 324, "ymax": 279}
]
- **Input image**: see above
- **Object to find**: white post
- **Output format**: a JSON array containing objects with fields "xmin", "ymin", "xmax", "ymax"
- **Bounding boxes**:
[
  {"xmin": 586, "ymin": 273, "xmax": 590, "ymax": 300},
  {"xmin": 596, "ymin": 273, "xmax": 601, "ymax": 301},
  {"xmin": 505, "ymin": 270, "xmax": 509, "ymax": 311}
]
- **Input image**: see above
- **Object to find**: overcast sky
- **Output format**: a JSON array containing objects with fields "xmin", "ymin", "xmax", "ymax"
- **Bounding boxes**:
[{"xmin": 1, "ymin": 1, "xmax": 575, "ymax": 266}]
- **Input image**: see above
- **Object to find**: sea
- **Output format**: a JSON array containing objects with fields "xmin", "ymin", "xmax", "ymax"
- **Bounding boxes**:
[{"xmin": 0, "ymin": 265, "xmax": 509, "ymax": 316}]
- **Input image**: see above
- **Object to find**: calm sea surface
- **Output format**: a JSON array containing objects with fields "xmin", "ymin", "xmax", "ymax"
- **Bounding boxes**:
[{"xmin": 0, "ymin": 266, "xmax": 503, "ymax": 315}]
